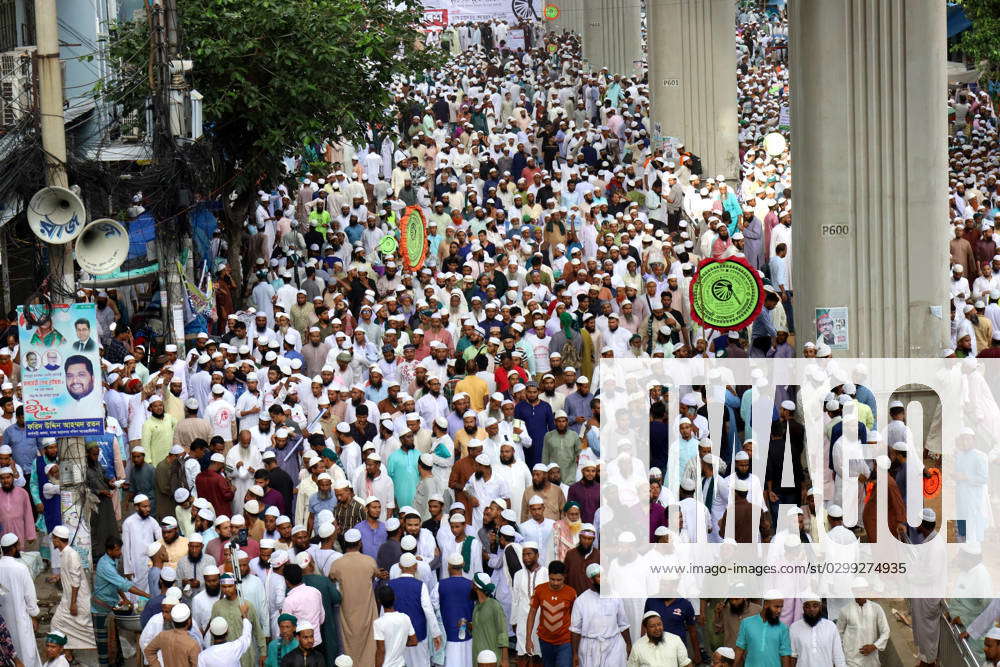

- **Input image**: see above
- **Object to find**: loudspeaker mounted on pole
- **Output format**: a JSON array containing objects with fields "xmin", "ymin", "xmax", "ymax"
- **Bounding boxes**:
[
  {"xmin": 26, "ymin": 186, "xmax": 87, "ymax": 244},
  {"xmin": 75, "ymin": 219, "xmax": 130, "ymax": 276}
]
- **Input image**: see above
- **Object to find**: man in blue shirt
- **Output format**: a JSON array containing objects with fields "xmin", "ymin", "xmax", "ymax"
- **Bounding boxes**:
[
  {"xmin": 1, "ymin": 407, "xmax": 37, "ymax": 486},
  {"xmin": 90, "ymin": 534, "xmax": 149, "ymax": 666},
  {"xmin": 643, "ymin": 597, "xmax": 702, "ymax": 660},
  {"xmin": 735, "ymin": 595, "xmax": 792, "ymax": 667},
  {"xmin": 514, "ymin": 383, "xmax": 554, "ymax": 468}
]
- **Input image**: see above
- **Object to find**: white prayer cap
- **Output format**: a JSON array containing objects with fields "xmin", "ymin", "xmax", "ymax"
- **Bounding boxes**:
[
  {"xmin": 780, "ymin": 400, "xmax": 796, "ymax": 411},
  {"xmin": 680, "ymin": 478, "xmax": 696, "ymax": 491},
  {"xmin": 385, "ymin": 517, "xmax": 400, "ymax": 532},
  {"xmin": 528, "ymin": 495, "xmax": 544, "ymax": 506},
  {"xmin": 399, "ymin": 553, "xmax": 417, "ymax": 568},
  {"xmin": 133, "ymin": 493, "xmax": 150, "ymax": 504},
  {"xmin": 343, "ymin": 528, "xmax": 362, "ymax": 543},
  {"xmin": 716, "ymin": 647, "xmax": 736, "ymax": 659},
  {"xmin": 734, "ymin": 451, "xmax": 749, "ymax": 461},
  {"xmin": 296, "ymin": 621, "xmax": 315, "ymax": 633},
  {"xmin": 171, "ymin": 603, "xmax": 191, "ymax": 623},
  {"xmin": 52, "ymin": 525, "xmax": 70, "ymax": 540},
  {"xmin": 986, "ymin": 627, "xmax": 1000, "ymax": 641},
  {"xmin": 185, "ymin": 398, "xmax": 199, "ymax": 410},
  {"xmin": 825, "ymin": 399, "xmax": 840, "ymax": 412},
  {"xmin": 762, "ymin": 588, "xmax": 783, "ymax": 601},
  {"xmin": 0, "ymin": 533, "xmax": 16, "ymax": 547},
  {"xmin": 447, "ymin": 552, "xmax": 464, "ymax": 566},
  {"xmin": 210, "ymin": 453, "xmax": 225, "ymax": 464},
  {"xmin": 209, "ymin": 617, "xmax": 229, "ymax": 636},
  {"xmin": 334, "ymin": 657, "xmax": 354, "ymax": 667},
  {"xmin": 477, "ymin": 650, "xmax": 498, "ymax": 664},
  {"xmin": 922, "ymin": 508, "xmax": 937, "ymax": 523},
  {"xmin": 318, "ymin": 522, "xmax": 335, "ymax": 539},
  {"xmin": 531, "ymin": 463, "xmax": 548, "ymax": 473},
  {"xmin": 653, "ymin": 525, "xmax": 669, "ymax": 537},
  {"xmin": 161, "ymin": 566, "xmax": 177, "ymax": 582},
  {"xmin": 827, "ymin": 504, "xmax": 844, "ymax": 518},
  {"xmin": 188, "ymin": 532, "xmax": 204, "ymax": 544},
  {"xmin": 214, "ymin": 514, "xmax": 231, "ymax": 527},
  {"xmin": 146, "ymin": 542, "xmax": 163, "ymax": 557},
  {"xmin": 244, "ymin": 499, "xmax": 261, "ymax": 514},
  {"xmin": 448, "ymin": 513, "xmax": 465, "ymax": 524}
]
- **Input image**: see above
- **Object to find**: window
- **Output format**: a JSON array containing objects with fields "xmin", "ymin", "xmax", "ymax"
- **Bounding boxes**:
[{"xmin": 0, "ymin": 0, "xmax": 16, "ymax": 54}]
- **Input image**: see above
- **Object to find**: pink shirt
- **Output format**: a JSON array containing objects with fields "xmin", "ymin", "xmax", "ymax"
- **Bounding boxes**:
[
  {"xmin": 0, "ymin": 486, "xmax": 35, "ymax": 542},
  {"xmin": 281, "ymin": 583, "xmax": 326, "ymax": 644}
]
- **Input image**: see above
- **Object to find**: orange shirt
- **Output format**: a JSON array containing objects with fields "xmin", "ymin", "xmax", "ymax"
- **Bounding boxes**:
[{"xmin": 531, "ymin": 582, "xmax": 577, "ymax": 645}]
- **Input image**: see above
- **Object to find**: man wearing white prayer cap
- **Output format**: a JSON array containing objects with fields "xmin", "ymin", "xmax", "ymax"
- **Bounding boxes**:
[
  {"xmin": 329, "ymin": 526, "xmax": 379, "ymax": 665},
  {"xmin": 732, "ymin": 593, "xmax": 793, "ymax": 666},
  {"xmin": 122, "ymin": 491, "xmax": 162, "ymax": 605},
  {"xmin": 142, "ymin": 602, "xmax": 200, "ymax": 665},
  {"xmin": 519, "ymin": 494, "xmax": 556, "ymax": 564},
  {"xmin": 476, "ymin": 648, "xmax": 498, "ymax": 666},
  {"xmin": 568, "ymin": 562, "xmax": 630, "ymax": 665},
  {"xmin": 628, "ymin": 610, "xmax": 690, "ymax": 665},
  {"xmin": 788, "ymin": 593, "xmax": 846, "ymax": 667},
  {"xmin": 984, "ymin": 626, "xmax": 1000, "ymax": 666}
]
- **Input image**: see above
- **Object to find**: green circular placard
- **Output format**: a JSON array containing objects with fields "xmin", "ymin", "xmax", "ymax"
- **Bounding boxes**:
[
  {"xmin": 544, "ymin": 4, "xmax": 560, "ymax": 19},
  {"xmin": 689, "ymin": 257, "xmax": 764, "ymax": 332},
  {"xmin": 547, "ymin": 43, "xmax": 558, "ymax": 54}
]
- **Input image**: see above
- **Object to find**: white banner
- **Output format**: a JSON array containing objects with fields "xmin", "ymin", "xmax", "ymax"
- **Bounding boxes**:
[{"xmin": 422, "ymin": 0, "xmax": 542, "ymax": 27}]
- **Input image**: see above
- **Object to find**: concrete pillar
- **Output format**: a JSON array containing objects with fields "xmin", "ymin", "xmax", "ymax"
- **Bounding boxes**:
[
  {"xmin": 548, "ymin": 0, "xmax": 582, "ymax": 39},
  {"xmin": 647, "ymin": 0, "xmax": 739, "ymax": 179},
  {"xmin": 581, "ymin": 0, "xmax": 642, "ymax": 77},
  {"xmin": 789, "ymin": 0, "xmax": 948, "ymax": 357}
]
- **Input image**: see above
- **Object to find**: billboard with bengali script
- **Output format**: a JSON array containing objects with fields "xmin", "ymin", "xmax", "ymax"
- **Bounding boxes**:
[
  {"xmin": 18, "ymin": 303, "xmax": 104, "ymax": 437},
  {"xmin": 422, "ymin": 0, "xmax": 541, "ymax": 27}
]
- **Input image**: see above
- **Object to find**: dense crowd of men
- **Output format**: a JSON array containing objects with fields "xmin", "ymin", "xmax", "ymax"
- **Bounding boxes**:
[{"xmin": 0, "ymin": 2, "xmax": 997, "ymax": 666}]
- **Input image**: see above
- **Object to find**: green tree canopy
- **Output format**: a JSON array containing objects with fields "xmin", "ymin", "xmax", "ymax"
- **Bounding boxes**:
[
  {"xmin": 955, "ymin": 0, "xmax": 1000, "ymax": 80},
  {"xmin": 106, "ymin": 0, "xmax": 439, "ymax": 275}
]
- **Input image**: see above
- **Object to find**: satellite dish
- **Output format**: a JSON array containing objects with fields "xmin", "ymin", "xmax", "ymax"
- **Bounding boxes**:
[
  {"xmin": 75, "ymin": 219, "xmax": 130, "ymax": 275},
  {"xmin": 27, "ymin": 186, "xmax": 87, "ymax": 244},
  {"xmin": 763, "ymin": 132, "xmax": 787, "ymax": 157}
]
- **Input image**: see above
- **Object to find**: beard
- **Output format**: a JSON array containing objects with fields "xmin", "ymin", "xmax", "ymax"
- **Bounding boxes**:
[
  {"xmin": 591, "ymin": 582, "xmax": 600, "ymax": 593},
  {"xmin": 205, "ymin": 583, "xmax": 221, "ymax": 597},
  {"xmin": 736, "ymin": 469, "xmax": 750, "ymax": 480},
  {"xmin": 582, "ymin": 477, "xmax": 596, "ymax": 486},
  {"xmin": 0, "ymin": 485, "xmax": 11, "ymax": 493},
  {"xmin": 500, "ymin": 453, "xmax": 514, "ymax": 465},
  {"xmin": 730, "ymin": 600, "xmax": 746, "ymax": 615},
  {"xmin": 151, "ymin": 411, "xmax": 164, "ymax": 420},
  {"xmin": 464, "ymin": 425, "xmax": 477, "ymax": 435},
  {"xmin": 188, "ymin": 553, "xmax": 202, "ymax": 564},
  {"xmin": 803, "ymin": 612, "xmax": 821, "ymax": 627},
  {"xmin": 764, "ymin": 608, "xmax": 780, "ymax": 625},
  {"xmin": 647, "ymin": 632, "xmax": 663, "ymax": 646},
  {"xmin": 532, "ymin": 480, "xmax": 545, "ymax": 491},
  {"xmin": 575, "ymin": 542, "xmax": 590, "ymax": 556}
]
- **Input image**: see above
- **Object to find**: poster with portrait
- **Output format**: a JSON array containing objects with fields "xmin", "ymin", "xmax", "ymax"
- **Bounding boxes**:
[
  {"xmin": 18, "ymin": 302, "xmax": 104, "ymax": 436},
  {"xmin": 815, "ymin": 306, "xmax": 849, "ymax": 350}
]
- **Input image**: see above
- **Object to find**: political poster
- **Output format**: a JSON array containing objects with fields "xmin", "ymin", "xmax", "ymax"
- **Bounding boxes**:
[
  {"xmin": 815, "ymin": 306, "xmax": 849, "ymax": 350},
  {"xmin": 422, "ymin": 0, "xmax": 542, "ymax": 27},
  {"xmin": 18, "ymin": 302, "xmax": 104, "ymax": 436}
]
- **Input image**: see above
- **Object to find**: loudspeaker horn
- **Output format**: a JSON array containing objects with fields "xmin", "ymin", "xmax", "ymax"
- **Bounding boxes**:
[
  {"xmin": 27, "ymin": 186, "xmax": 87, "ymax": 244},
  {"xmin": 75, "ymin": 219, "xmax": 130, "ymax": 276}
]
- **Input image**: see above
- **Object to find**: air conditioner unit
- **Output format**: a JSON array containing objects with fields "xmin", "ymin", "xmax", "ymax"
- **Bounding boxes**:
[{"xmin": 0, "ymin": 48, "xmax": 33, "ymax": 129}]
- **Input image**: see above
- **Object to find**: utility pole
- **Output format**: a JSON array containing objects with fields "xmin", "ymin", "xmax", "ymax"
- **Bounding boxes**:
[
  {"xmin": 152, "ymin": 0, "xmax": 188, "ymax": 354},
  {"xmin": 35, "ymin": 0, "xmax": 88, "ymax": 560}
]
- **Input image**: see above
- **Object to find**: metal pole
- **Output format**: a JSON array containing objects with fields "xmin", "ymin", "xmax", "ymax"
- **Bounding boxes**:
[{"xmin": 34, "ymin": 0, "xmax": 87, "ymax": 560}]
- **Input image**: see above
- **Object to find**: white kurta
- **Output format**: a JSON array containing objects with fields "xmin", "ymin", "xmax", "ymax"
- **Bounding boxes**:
[
  {"xmin": 569, "ymin": 589, "xmax": 629, "ymax": 667},
  {"xmin": 511, "ymin": 566, "xmax": 548, "ymax": 656},
  {"xmin": 198, "ymin": 618, "xmax": 253, "ymax": 666},
  {"xmin": 122, "ymin": 513, "xmax": 162, "ymax": 604},
  {"xmin": 835, "ymin": 600, "xmax": 890, "ymax": 667},
  {"xmin": 790, "ymin": 618, "xmax": 847, "ymax": 667},
  {"xmin": 0, "ymin": 555, "xmax": 41, "ymax": 667},
  {"xmin": 49, "ymin": 547, "xmax": 96, "ymax": 649},
  {"xmin": 226, "ymin": 445, "xmax": 263, "ymax": 515}
]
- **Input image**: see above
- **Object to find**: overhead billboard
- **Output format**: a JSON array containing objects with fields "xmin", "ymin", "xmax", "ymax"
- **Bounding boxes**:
[{"xmin": 422, "ymin": 0, "xmax": 541, "ymax": 27}]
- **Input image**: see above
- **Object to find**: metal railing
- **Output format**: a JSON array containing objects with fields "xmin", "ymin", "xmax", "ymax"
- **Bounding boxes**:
[{"xmin": 940, "ymin": 600, "xmax": 983, "ymax": 667}]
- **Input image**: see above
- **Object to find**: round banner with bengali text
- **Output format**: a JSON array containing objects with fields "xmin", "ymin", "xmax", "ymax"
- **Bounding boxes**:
[
  {"xmin": 399, "ymin": 205, "xmax": 428, "ymax": 272},
  {"xmin": 689, "ymin": 256, "xmax": 764, "ymax": 332}
]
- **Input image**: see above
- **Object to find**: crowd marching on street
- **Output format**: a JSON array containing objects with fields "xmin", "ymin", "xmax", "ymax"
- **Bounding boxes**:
[{"xmin": 0, "ymin": 2, "xmax": 998, "ymax": 667}]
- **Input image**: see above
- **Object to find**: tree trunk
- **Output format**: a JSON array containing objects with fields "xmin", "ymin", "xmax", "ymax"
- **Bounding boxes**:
[{"xmin": 222, "ymin": 192, "xmax": 252, "ymax": 305}]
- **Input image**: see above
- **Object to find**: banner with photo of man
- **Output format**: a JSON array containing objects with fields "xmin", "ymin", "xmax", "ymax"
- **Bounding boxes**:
[{"xmin": 18, "ymin": 302, "xmax": 104, "ymax": 436}]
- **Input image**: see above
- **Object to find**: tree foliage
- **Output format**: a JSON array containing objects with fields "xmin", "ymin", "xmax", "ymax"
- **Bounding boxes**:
[
  {"xmin": 107, "ymin": 0, "xmax": 439, "ymax": 201},
  {"xmin": 955, "ymin": 0, "xmax": 1000, "ymax": 81},
  {"xmin": 104, "ymin": 0, "xmax": 440, "ymax": 282}
]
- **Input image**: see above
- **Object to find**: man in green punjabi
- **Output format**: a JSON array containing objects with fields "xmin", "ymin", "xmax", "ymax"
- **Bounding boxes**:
[
  {"xmin": 210, "ymin": 572, "xmax": 266, "ymax": 667},
  {"xmin": 470, "ymin": 572, "xmax": 508, "ymax": 665}
]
